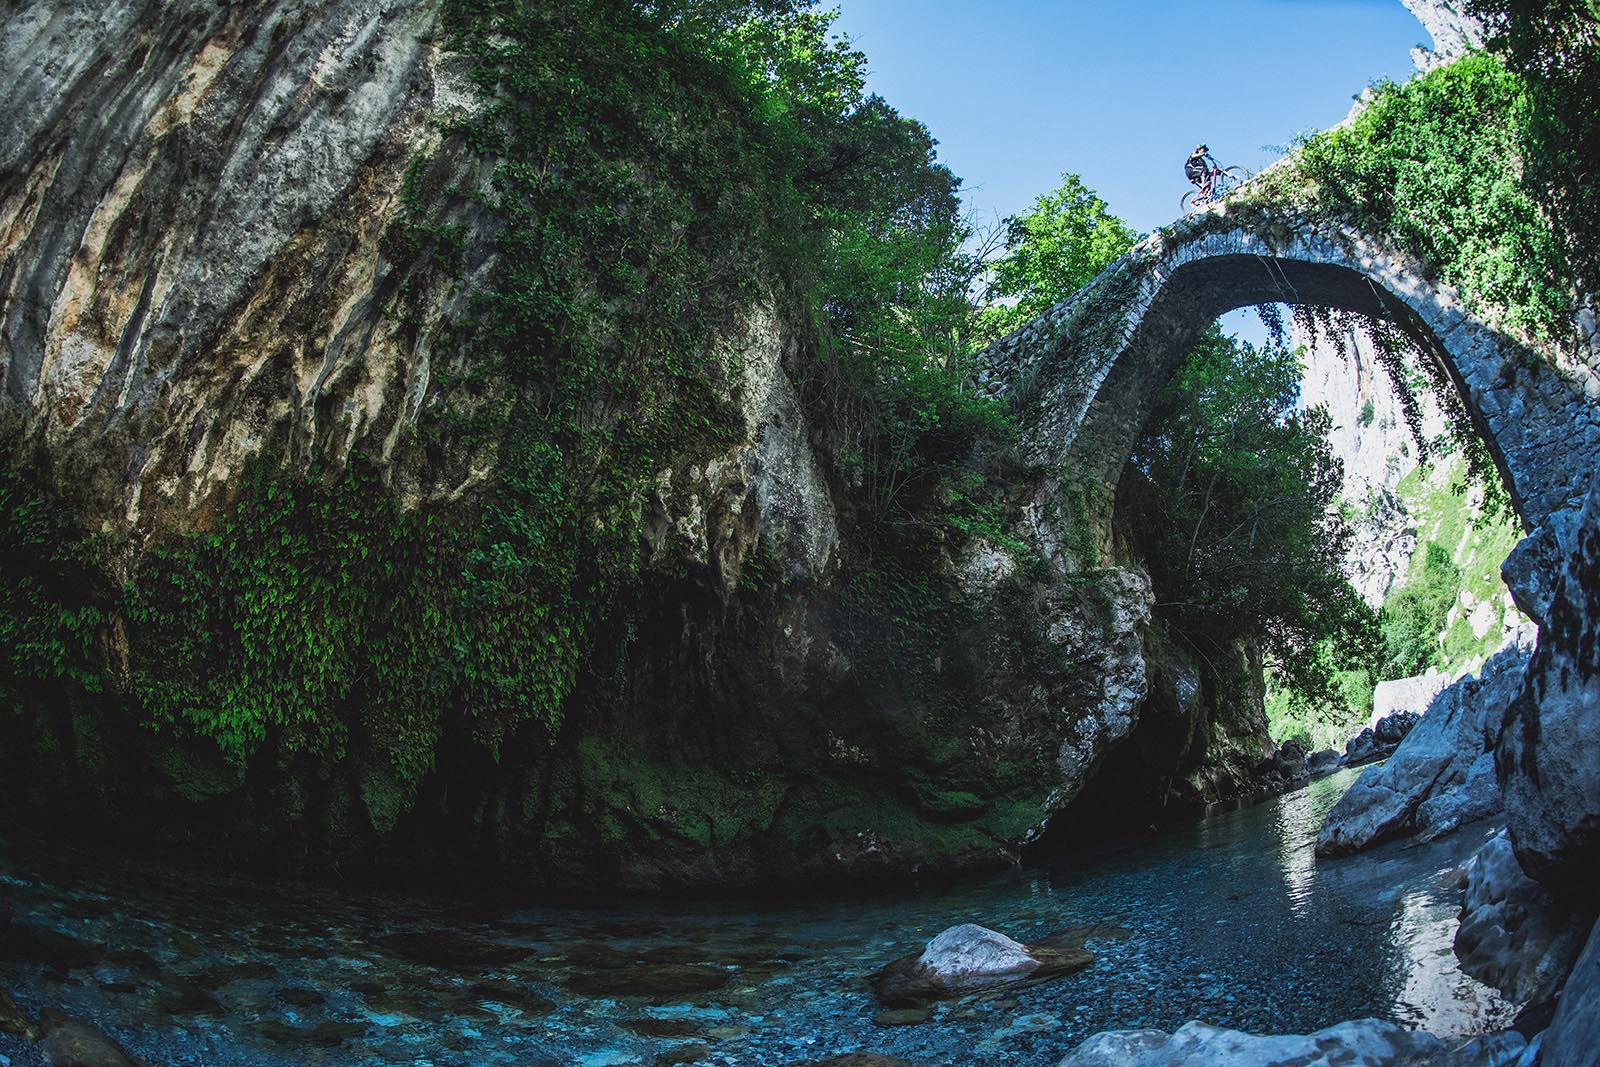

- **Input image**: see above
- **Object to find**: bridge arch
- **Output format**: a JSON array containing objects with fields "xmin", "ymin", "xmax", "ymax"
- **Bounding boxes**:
[{"xmin": 979, "ymin": 213, "xmax": 1600, "ymax": 533}]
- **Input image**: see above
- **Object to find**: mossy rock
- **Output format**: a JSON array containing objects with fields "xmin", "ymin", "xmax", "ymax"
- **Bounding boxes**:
[
  {"xmin": 0, "ymin": 988, "xmax": 38, "ymax": 1040},
  {"xmin": 911, "ymin": 786, "xmax": 987, "ymax": 823}
]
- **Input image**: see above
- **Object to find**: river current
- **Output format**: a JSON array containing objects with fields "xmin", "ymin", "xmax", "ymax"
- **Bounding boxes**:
[{"xmin": 0, "ymin": 768, "xmax": 1511, "ymax": 1067}]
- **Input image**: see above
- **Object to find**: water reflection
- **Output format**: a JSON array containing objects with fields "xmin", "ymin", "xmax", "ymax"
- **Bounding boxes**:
[
  {"xmin": 0, "ymin": 769, "xmax": 1512, "ymax": 1067},
  {"xmin": 1273, "ymin": 786, "xmax": 1321, "ymax": 920}
]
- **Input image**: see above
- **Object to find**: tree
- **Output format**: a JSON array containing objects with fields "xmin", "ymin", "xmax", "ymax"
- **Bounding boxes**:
[
  {"xmin": 1118, "ymin": 327, "xmax": 1382, "ymax": 708},
  {"xmin": 977, "ymin": 173, "xmax": 1136, "ymax": 344},
  {"xmin": 1466, "ymin": 0, "xmax": 1600, "ymax": 294}
]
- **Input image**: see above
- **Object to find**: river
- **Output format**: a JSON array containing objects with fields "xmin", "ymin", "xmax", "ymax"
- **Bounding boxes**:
[{"xmin": 0, "ymin": 768, "xmax": 1511, "ymax": 1067}]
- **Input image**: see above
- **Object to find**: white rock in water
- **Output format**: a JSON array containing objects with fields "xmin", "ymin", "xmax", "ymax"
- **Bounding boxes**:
[
  {"xmin": 1058, "ymin": 1018, "xmax": 1442, "ymax": 1067},
  {"xmin": 916, "ymin": 923, "xmax": 1038, "ymax": 980}
]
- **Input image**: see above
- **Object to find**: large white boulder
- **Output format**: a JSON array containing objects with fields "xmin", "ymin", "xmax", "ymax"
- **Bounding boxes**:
[{"xmin": 916, "ymin": 923, "xmax": 1039, "ymax": 981}]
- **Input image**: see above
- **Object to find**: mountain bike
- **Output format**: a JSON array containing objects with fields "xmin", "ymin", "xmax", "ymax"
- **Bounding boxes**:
[{"xmin": 1180, "ymin": 159, "xmax": 1250, "ymax": 214}]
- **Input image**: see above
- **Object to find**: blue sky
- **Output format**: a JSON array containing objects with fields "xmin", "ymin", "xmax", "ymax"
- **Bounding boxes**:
[{"xmin": 829, "ymin": 0, "xmax": 1427, "ymax": 237}]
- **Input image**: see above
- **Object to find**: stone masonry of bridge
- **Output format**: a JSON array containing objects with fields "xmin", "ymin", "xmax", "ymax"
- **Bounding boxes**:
[
  {"xmin": 976, "ymin": 205, "xmax": 1600, "ymax": 535},
  {"xmin": 976, "ymin": 188, "xmax": 1600, "ymax": 902}
]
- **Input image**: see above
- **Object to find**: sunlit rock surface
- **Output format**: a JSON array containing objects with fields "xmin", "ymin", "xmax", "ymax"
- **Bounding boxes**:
[
  {"xmin": 1454, "ymin": 829, "xmax": 1588, "ymax": 1008},
  {"xmin": 916, "ymin": 924, "xmax": 1038, "ymax": 981},
  {"xmin": 1318, "ymin": 643, "xmax": 1530, "ymax": 856},
  {"xmin": 1057, "ymin": 1018, "xmax": 1442, "ymax": 1067}
]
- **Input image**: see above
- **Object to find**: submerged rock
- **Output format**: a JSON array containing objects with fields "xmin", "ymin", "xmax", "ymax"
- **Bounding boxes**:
[
  {"xmin": 0, "ymin": 989, "xmax": 36, "ymax": 1040},
  {"xmin": 376, "ymin": 929, "xmax": 532, "ymax": 969},
  {"xmin": 1317, "ymin": 644, "xmax": 1530, "ymax": 857},
  {"xmin": 1057, "ymin": 1018, "xmax": 1442, "ymax": 1066},
  {"xmin": 39, "ymin": 1018, "xmax": 142, "ymax": 1067},
  {"xmin": 873, "ymin": 922, "xmax": 1110, "ymax": 1006}
]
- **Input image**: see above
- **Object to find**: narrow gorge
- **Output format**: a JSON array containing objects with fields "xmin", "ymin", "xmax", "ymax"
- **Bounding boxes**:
[{"xmin": 1, "ymin": 1, "xmax": 1596, "ymax": 1065}]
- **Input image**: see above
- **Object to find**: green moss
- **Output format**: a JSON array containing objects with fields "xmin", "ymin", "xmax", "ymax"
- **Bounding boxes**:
[
  {"xmin": 151, "ymin": 745, "xmax": 246, "ymax": 805},
  {"xmin": 572, "ymin": 736, "xmax": 786, "ymax": 851},
  {"xmin": 911, "ymin": 786, "xmax": 987, "ymax": 823},
  {"xmin": 1390, "ymin": 456, "xmax": 1525, "ymax": 675}
]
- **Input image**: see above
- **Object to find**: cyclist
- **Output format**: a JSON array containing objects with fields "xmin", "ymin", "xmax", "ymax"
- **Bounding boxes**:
[{"xmin": 1184, "ymin": 144, "xmax": 1214, "ymax": 194}]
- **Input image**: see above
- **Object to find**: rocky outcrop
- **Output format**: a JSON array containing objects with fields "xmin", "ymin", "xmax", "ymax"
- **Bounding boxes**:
[
  {"xmin": 1454, "ymin": 830, "xmax": 1590, "ymax": 1008},
  {"xmin": 1399, "ymin": 0, "xmax": 1487, "ymax": 71},
  {"xmin": 1540, "ymin": 917, "xmax": 1600, "ymax": 1067},
  {"xmin": 1057, "ymin": 1019, "xmax": 1442, "ymax": 1067},
  {"xmin": 1307, "ymin": 748, "xmax": 1341, "ymax": 777},
  {"xmin": 1498, "ymin": 478, "xmax": 1600, "ymax": 896},
  {"xmin": 1317, "ymin": 643, "xmax": 1530, "ymax": 856},
  {"xmin": 1340, "ymin": 709, "xmax": 1423, "ymax": 769}
]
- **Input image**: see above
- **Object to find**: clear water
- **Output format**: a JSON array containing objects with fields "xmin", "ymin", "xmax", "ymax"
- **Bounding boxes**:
[{"xmin": 0, "ymin": 769, "xmax": 1511, "ymax": 1067}]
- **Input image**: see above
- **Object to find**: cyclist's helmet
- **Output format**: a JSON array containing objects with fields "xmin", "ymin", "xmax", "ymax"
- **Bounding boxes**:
[{"xmin": 1194, "ymin": 143, "xmax": 1208, "ymax": 153}]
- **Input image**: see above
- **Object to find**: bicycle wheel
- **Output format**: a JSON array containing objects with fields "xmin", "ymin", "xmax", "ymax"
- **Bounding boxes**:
[
  {"xmin": 1180, "ymin": 189, "xmax": 1201, "ymax": 215},
  {"xmin": 1217, "ymin": 165, "xmax": 1250, "ymax": 196}
]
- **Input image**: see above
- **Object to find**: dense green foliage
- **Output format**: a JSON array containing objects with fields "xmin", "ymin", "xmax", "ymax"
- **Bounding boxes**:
[
  {"xmin": 1289, "ymin": 53, "xmax": 1571, "ymax": 344},
  {"xmin": 1468, "ymin": 0, "xmax": 1600, "ymax": 296},
  {"xmin": 978, "ymin": 174, "xmax": 1136, "ymax": 344},
  {"xmin": 1118, "ymin": 330, "xmax": 1381, "ymax": 711},
  {"xmin": 1379, "ymin": 541, "xmax": 1461, "ymax": 679},
  {"xmin": 125, "ymin": 463, "xmax": 463, "ymax": 776}
]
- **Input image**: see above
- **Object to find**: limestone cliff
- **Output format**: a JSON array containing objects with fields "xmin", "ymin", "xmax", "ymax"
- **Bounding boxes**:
[
  {"xmin": 0, "ymin": 0, "xmax": 1175, "ymax": 891},
  {"xmin": 1, "ymin": 0, "xmax": 478, "ymax": 531},
  {"xmin": 1297, "ymin": 318, "xmax": 1529, "ymax": 675},
  {"xmin": 1399, "ymin": 0, "xmax": 1486, "ymax": 70}
]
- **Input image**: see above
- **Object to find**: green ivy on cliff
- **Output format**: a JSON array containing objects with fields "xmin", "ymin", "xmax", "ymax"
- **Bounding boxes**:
[
  {"xmin": 83, "ymin": 0, "xmax": 1019, "ymax": 797},
  {"xmin": 1286, "ymin": 52, "xmax": 1573, "ymax": 346},
  {"xmin": 0, "ymin": 460, "xmax": 104, "ymax": 705},
  {"xmin": 124, "ymin": 462, "xmax": 462, "ymax": 778}
]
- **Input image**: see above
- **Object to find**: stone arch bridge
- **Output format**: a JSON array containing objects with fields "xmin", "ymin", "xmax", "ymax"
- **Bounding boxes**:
[
  {"xmin": 975, "ymin": 205, "xmax": 1600, "ymax": 535},
  {"xmin": 977, "ymin": 198, "xmax": 1600, "ymax": 892}
]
